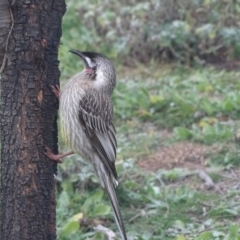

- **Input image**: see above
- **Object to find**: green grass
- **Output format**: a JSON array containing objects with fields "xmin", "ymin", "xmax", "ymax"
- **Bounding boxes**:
[
  {"xmin": 113, "ymin": 65, "xmax": 240, "ymax": 128},
  {"xmin": 56, "ymin": 62, "xmax": 240, "ymax": 240}
]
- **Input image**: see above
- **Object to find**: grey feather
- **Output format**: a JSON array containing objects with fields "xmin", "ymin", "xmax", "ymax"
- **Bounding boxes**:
[
  {"xmin": 101, "ymin": 168, "xmax": 128, "ymax": 240},
  {"xmin": 79, "ymin": 91, "xmax": 117, "ymax": 179},
  {"xmin": 79, "ymin": 92, "xmax": 127, "ymax": 239}
]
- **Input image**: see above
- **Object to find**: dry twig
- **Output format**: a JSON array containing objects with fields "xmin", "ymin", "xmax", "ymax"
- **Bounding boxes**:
[
  {"xmin": 198, "ymin": 169, "xmax": 215, "ymax": 189},
  {"xmin": 93, "ymin": 225, "xmax": 116, "ymax": 240}
]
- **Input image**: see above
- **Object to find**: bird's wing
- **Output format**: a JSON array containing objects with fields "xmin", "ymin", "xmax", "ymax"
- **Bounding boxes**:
[
  {"xmin": 79, "ymin": 90, "xmax": 117, "ymax": 179},
  {"xmin": 79, "ymin": 91, "xmax": 127, "ymax": 240}
]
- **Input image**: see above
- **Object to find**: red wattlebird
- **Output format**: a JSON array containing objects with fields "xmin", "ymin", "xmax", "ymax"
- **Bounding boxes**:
[{"xmin": 45, "ymin": 50, "xmax": 127, "ymax": 240}]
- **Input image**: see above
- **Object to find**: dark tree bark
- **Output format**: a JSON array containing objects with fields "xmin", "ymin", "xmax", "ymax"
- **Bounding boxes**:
[{"xmin": 0, "ymin": 1, "xmax": 66, "ymax": 240}]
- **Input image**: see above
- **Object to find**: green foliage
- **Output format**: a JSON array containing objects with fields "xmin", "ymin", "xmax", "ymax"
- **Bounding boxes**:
[
  {"xmin": 60, "ymin": 0, "xmax": 240, "ymax": 72},
  {"xmin": 174, "ymin": 123, "xmax": 233, "ymax": 144},
  {"xmin": 113, "ymin": 67, "xmax": 240, "ymax": 131},
  {"xmin": 117, "ymin": 164, "xmax": 240, "ymax": 239},
  {"xmin": 210, "ymin": 149, "xmax": 240, "ymax": 167},
  {"xmin": 174, "ymin": 224, "xmax": 240, "ymax": 240},
  {"xmin": 57, "ymin": 1, "xmax": 240, "ymax": 238},
  {"xmin": 81, "ymin": 190, "xmax": 111, "ymax": 217},
  {"xmin": 56, "ymin": 63, "xmax": 240, "ymax": 239},
  {"xmin": 56, "ymin": 167, "xmax": 111, "ymax": 240}
]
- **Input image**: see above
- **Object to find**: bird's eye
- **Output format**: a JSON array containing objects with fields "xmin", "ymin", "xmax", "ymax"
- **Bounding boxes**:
[
  {"xmin": 90, "ymin": 59, "xmax": 97, "ymax": 69},
  {"xmin": 85, "ymin": 57, "xmax": 96, "ymax": 69}
]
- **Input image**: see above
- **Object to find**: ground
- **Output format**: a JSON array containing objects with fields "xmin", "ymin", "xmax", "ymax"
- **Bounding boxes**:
[
  {"xmin": 138, "ymin": 140, "xmax": 240, "ymax": 193},
  {"xmin": 138, "ymin": 141, "xmax": 212, "ymax": 171}
]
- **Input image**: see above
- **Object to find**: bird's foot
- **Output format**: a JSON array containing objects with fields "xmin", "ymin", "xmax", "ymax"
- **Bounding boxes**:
[
  {"xmin": 44, "ymin": 147, "xmax": 63, "ymax": 163},
  {"xmin": 50, "ymin": 85, "xmax": 60, "ymax": 99}
]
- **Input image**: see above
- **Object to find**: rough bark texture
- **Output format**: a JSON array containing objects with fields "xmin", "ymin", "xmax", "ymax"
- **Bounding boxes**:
[{"xmin": 0, "ymin": 1, "xmax": 66, "ymax": 240}]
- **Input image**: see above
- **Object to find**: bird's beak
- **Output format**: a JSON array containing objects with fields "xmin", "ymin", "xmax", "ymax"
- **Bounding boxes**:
[{"xmin": 69, "ymin": 50, "xmax": 90, "ymax": 69}]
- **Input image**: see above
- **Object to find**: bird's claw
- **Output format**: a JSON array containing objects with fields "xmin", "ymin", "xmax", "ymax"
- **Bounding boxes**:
[
  {"xmin": 44, "ymin": 146, "xmax": 62, "ymax": 163},
  {"xmin": 50, "ymin": 84, "xmax": 60, "ymax": 99}
]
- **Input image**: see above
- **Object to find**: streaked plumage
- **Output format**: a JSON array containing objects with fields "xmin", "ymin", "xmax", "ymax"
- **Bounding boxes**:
[{"xmin": 59, "ymin": 50, "xmax": 127, "ymax": 240}]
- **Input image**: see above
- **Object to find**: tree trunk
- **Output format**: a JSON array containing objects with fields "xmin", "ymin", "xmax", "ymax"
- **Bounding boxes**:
[{"xmin": 0, "ymin": 1, "xmax": 66, "ymax": 240}]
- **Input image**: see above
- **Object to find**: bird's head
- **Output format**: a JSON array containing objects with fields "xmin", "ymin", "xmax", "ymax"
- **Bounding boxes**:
[{"xmin": 69, "ymin": 50, "xmax": 116, "ymax": 94}]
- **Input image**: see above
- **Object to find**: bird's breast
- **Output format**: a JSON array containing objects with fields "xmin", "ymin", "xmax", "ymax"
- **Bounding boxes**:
[{"xmin": 59, "ymin": 80, "xmax": 86, "ymax": 152}]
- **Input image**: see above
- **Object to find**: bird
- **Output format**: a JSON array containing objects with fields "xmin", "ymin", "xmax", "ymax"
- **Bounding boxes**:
[{"xmin": 45, "ymin": 50, "xmax": 127, "ymax": 240}]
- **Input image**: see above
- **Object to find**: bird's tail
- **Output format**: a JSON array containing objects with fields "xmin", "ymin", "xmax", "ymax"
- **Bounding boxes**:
[{"xmin": 101, "ymin": 171, "xmax": 128, "ymax": 240}]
